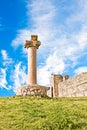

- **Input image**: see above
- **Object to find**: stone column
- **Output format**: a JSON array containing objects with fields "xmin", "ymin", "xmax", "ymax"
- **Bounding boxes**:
[{"xmin": 24, "ymin": 35, "xmax": 41, "ymax": 85}]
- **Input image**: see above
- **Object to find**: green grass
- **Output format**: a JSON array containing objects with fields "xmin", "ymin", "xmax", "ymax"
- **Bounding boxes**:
[{"xmin": 0, "ymin": 96, "xmax": 87, "ymax": 130}]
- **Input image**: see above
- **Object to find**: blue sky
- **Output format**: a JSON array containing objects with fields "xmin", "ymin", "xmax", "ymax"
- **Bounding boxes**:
[{"xmin": 0, "ymin": 0, "xmax": 87, "ymax": 96}]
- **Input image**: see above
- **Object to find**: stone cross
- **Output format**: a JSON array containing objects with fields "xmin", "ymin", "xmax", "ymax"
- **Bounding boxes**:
[{"xmin": 24, "ymin": 35, "xmax": 41, "ymax": 85}]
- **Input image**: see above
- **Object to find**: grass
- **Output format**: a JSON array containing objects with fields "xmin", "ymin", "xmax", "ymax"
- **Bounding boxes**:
[{"xmin": 0, "ymin": 96, "xmax": 87, "ymax": 130}]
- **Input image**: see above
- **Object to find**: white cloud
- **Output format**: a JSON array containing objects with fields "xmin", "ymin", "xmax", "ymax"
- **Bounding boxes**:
[
  {"xmin": 37, "ymin": 52, "xmax": 65, "ymax": 86},
  {"xmin": 11, "ymin": 62, "xmax": 27, "ymax": 91},
  {"xmin": 1, "ymin": 50, "xmax": 13, "ymax": 66},
  {"xmin": 66, "ymin": 0, "xmax": 87, "ymax": 26},
  {"xmin": 28, "ymin": 0, "xmax": 56, "ymax": 26},
  {"xmin": 11, "ymin": 29, "xmax": 30, "ymax": 48},
  {"xmin": 0, "ymin": 50, "xmax": 13, "ymax": 90},
  {"xmin": 74, "ymin": 66, "xmax": 87, "ymax": 75},
  {"xmin": 0, "ymin": 50, "xmax": 27, "ymax": 91},
  {"xmin": 11, "ymin": 0, "xmax": 56, "ymax": 50},
  {"xmin": 76, "ymin": 28, "xmax": 87, "ymax": 51},
  {"xmin": 0, "ymin": 68, "xmax": 8, "ymax": 89},
  {"xmin": 1, "ymin": 50, "xmax": 8, "ymax": 60},
  {"xmin": 0, "ymin": 68, "xmax": 7, "ymax": 87}
]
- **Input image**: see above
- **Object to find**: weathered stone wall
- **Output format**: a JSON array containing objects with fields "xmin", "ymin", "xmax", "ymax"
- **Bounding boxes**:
[
  {"xmin": 16, "ymin": 73, "xmax": 87, "ymax": 98},
  {"xmin": 58, "ymin": 72, "xmax": 87, "ymax": 97}
]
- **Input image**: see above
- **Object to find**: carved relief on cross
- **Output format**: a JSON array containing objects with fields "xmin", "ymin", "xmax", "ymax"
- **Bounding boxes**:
[{"xmin": 24, "ymin": 35, "xmax": 41, "ymax": 49}]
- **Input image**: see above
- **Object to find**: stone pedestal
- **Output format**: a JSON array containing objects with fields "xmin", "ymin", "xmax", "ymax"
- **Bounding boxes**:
[{"xmin": 16, "ymin": 84, "xmax": 48, "ymax": 97}]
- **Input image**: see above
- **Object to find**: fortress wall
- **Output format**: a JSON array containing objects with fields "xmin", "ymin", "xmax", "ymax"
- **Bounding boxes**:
[{"xmin": 58, "ymin": 72, "xmax": 87, "ymax": 97}]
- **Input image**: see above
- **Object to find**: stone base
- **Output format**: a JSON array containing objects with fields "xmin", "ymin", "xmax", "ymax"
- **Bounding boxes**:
[{"xmin": 16, "ymin": 84, "xmax": 48, "ymax": 97}]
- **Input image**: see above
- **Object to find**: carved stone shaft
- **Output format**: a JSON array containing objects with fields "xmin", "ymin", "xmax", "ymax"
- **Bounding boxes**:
[{"xmin": 28, "ymin": 46, "xmax": 37, "ymax": 84}]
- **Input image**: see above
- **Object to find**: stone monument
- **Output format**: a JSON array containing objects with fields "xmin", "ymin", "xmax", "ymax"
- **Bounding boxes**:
[
  {"xmin": 16, "ymin": 35, "xmax": 48, "ymax": 96},
  {"xmin": 24, "ymin": 35, "xmax": 41, "ymax": 84}
]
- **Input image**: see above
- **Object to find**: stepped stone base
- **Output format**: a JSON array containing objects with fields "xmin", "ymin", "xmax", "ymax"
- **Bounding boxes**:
[{"xmin": 16, "ymin": 84, "xmax": 48, "ymax": 97}]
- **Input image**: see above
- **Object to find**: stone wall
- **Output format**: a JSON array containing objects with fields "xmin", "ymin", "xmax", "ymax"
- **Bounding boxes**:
[
  {"xmin": 16, "ymin": 72, "xmax": 87, "ymax": 98},
  {"xmin": 58, "ymin": 72, "xmax": 87, "ymax": 97}
]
